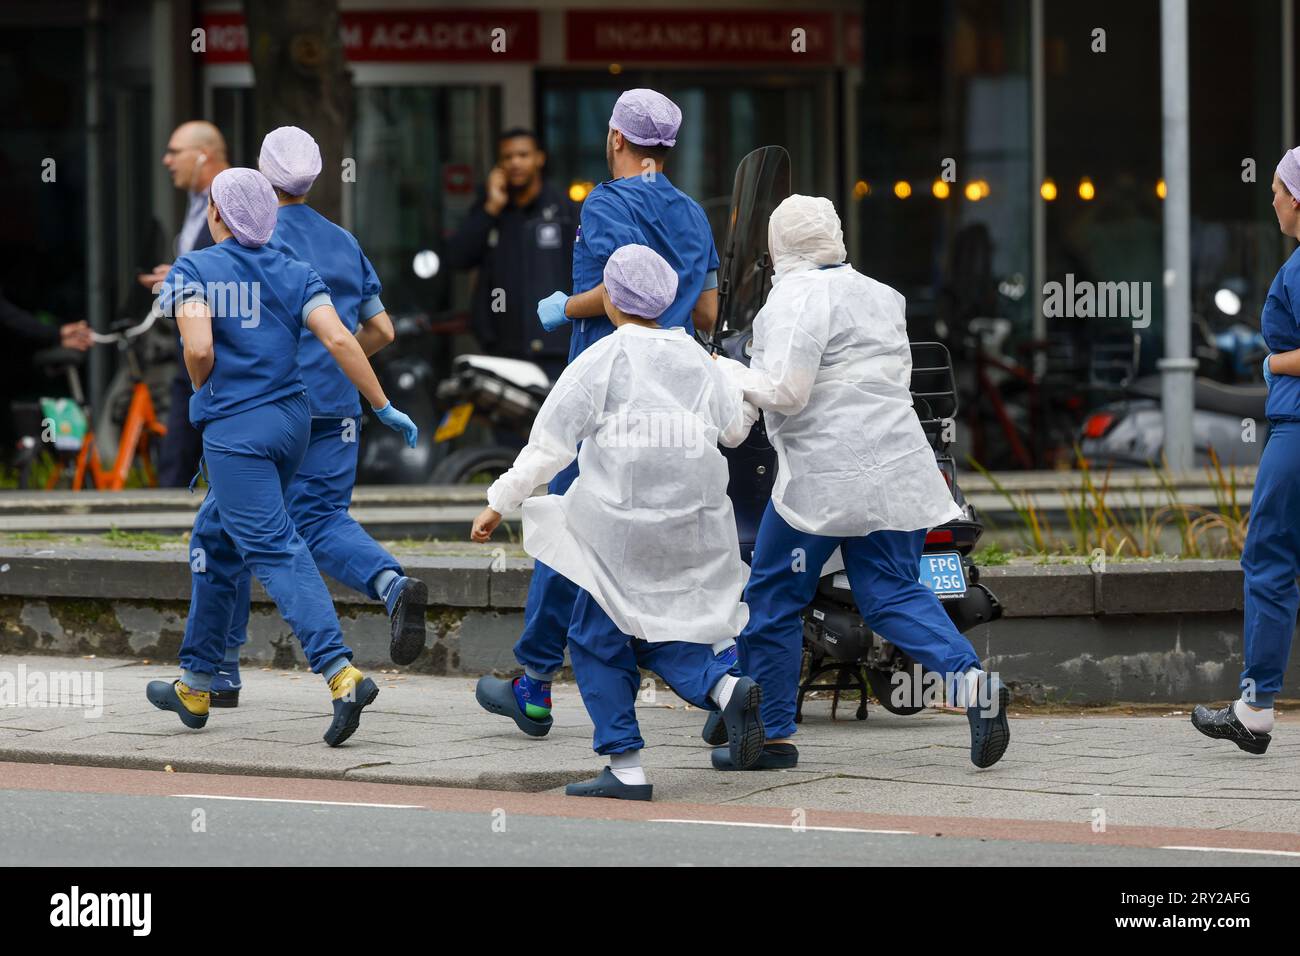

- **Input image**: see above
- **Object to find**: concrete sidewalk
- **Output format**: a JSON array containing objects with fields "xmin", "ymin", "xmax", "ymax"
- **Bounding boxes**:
[{"xmin": 1, "ymin": 654, "xmax": 1297, "ymax": 834}]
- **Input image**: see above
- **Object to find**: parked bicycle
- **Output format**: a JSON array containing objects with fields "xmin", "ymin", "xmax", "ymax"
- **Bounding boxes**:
[{"xmin": 13, "ymin": 308, "xmax": 168, "ymax": 490}]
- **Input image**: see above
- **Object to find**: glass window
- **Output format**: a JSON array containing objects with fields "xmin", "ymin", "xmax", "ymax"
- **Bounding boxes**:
[
  {"xmin": 539, "ymin": 71, "xmax": 833, "ymax": 250},
  {"xmin": 351, "ymin": 85, "xmax": 500, "ymax": 315},
  {"xmin": 0, "ymin": 27, "xmax": 86, "ymax": 317},
  {"xmin": 858, "ymin": 0, "xmax": 1033, "ymax": 344},
  {"xmin": 214, "ymin": 84, "xmax": 501, "ymax": 316}
]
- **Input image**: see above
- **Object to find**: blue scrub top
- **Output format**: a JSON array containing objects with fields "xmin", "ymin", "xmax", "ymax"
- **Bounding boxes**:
[
  {"xmin": 1262, "ymin": 246, "xmax": 1300, "ymax": 422},
  {"xmin": 267, "ymin": 204, "xmax": 384, "ymax": 418},
  {"xmin": 568, "ymin": 173, "xmax": 719, "ymax": 362},
  {"xmin": 160, "ymin": 238, "xmax": 327, "ymax": 427}
]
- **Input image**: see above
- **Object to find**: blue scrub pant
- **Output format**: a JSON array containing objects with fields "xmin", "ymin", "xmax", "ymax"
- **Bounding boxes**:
[
  {"xmin": 222, "ymin": 416, "xmax": 403, "ymax": 652},
  {"xmin": 740, "ymin": 501, "xmax": 982, "ymax": 740},
  {"xmin": 1240, "ymin": 419, "xmax": 1300, "ymax": 707},
  {"xmin": 512, "ymin": 457, "xmax": 581, "ymax": 679},
  {"xmin": 568, "ymin": 588, "xmax": 737, "ymax": 755},
  {"xmin": 179, "ymin": 394, "xmax": 350, "ymax": 676}
]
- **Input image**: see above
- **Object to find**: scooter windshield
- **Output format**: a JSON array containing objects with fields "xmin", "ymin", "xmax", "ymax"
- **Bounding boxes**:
[{"xmin": 715, "ymin": 146, "xmax": 791, "ymax": 338}]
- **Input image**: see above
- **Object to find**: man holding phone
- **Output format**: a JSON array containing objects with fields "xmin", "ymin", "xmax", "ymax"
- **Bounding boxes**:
[{"xmin": 445, "ymin": 128, "xmax": 579, "ymax": 381}]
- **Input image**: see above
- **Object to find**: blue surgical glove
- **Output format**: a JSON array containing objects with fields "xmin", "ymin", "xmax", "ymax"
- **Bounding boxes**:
[
  {"xmin": 1264, "ymin": 353, "xmax": 1277, "ymax": 388},
  {"xmin": 373, "ymin": 402, "xmax": 419, "ymax": 449},
  {"xmin": 537, "ymin": 290, "xmax": 570, "ymax": 332}
]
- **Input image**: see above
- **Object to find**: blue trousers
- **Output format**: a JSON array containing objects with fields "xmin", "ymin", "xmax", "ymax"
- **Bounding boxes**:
[
  {"xmin": 740, "ymin": 501, "xmax": 981, "ymax": 739},
  {"xmin": 513, "ymin": 457, "xmax": 581, "ymax": 679},
  {"xmin": 179, "ymin": 394, "xmax": 350, "ymax": 676},
  {"xmin": 222, "ymin": 416, "xmax": 403, "ymax": 651},
  {"xmin": 158, "ymin": 370, "xmax": 204, "ymax": 488},
  {"xmin": 568, "ymin": 588, "xmax": 737, "ymax": 755},
  {"xmin": 1240, "ymin": 419, "xmax": 1300, "ymax": 707}
]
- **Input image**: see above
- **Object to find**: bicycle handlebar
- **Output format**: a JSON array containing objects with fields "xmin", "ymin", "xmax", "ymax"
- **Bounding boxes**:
[{"xmin": 90, "ymin": 305, "xmax": 164, "ymax": 345}]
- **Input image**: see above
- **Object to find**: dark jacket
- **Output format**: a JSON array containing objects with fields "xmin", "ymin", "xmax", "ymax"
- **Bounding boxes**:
[
  {"xmin": 0, "ymin": 288, "xmax": 60, "ymax": 349},
  {"xmin": 444, "ymin": 180, "xmax": 579, "ymax": 361}
]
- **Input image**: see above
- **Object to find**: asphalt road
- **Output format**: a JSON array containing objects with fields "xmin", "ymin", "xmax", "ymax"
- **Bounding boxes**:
[
  {"xmin": 2, "ymin": 763, "xmax": 1298, "ymax": 867},
  {"xmin": 6, "ymin": 787, "xmax": 1300, "ymax": 867}
]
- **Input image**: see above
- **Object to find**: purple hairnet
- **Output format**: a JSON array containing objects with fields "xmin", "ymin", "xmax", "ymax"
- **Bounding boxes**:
[
  {"xmin": 604, "ymin": 244, "xmax": 679, "ymax": 319},
  {"xmin": 1278, "ymin": 148, "xmax": 1300, "ymax": 202},
  {"xmin": 609, "ymin": 89, "xmax": 681, "ymax": 147},
  {"xmin": 211, "ymin": 168, "xmax": 278, "ymax": 248},
  {"xmin": 259, "ymin": 126, "xmax": 322, "ymax": 196}
]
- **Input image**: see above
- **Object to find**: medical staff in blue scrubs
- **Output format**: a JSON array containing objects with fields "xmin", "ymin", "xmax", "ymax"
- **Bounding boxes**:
[
  {"xmin": 206, "ymin": 127, "xmax": 427, "ymax": 709},
  {"xmin": 144, "ymin": 167, "xmax": 419, "ymax": 747},
  {"xmin": 1193, "ymin": 152, "xmax": 1300, "ymax": 755},
  {"xmin": 474, "ymin": 89, "xmax": 723, "ymax": 736},
  {"xmin": 717, "ymin": 195, "xmax": 1011, "ymax": 771}
]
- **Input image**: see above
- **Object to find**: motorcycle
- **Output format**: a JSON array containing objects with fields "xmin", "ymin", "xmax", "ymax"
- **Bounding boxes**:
[
  {"xmin": 356, "ymin": 310, "xmax": 442, "ymax": 484},
  {"xmin": 1079, "ymin": 377, "xmax": 1270, "ymax": 469},
  {"xmin": 709, "ymin": 146, "xmax": 1004, "ymax": 722},
  {"xmin": 428, "ymin": 353, "xmax": 550, "ymax": 484},
  {"xmin": 1078, "ymin": 319, "xmax": 1270, "ymax": 469}
]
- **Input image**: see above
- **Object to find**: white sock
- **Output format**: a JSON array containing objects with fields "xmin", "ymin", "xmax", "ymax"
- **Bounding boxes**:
[
  {"xmin": 952, "ymin": 669, "xmax": 985, "ymax": 708},
  {"xmin": 609, "ymin": 750, "xmax": 646, "ymax": 786},
  {"xmin": 1234, "ymin": 699, "xmax": 1274, "ymax": 733},
  {"xmin": 710, "ymin": 673, "xmax": 739, "ymax": 711}
]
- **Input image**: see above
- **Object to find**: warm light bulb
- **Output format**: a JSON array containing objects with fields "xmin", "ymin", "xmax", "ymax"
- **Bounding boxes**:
[
  {"xmin": 893, "ymin": 180, "xmax": 912, "ymax": 199},
  {"xmin": 1041, "ymin": 179, "xmax": 1058, "ymax": 201},
  {"xmin": 1078, "ymin": 177, "xmax": 1096, "ymax": 201},
  {"xmin": 932, "ymin": 180, "xmax": 950, "ymax": 199}
]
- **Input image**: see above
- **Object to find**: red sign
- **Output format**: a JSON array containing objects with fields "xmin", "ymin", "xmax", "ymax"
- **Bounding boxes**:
[
  {"xmin": 200, "ymin": 9, "xmax": 539, "ymax": 64},
  {"xmin": 566, "ymin": 10, "xmax": 836, "ymax": 64},
  {"xmin": 442, "ymin": 163, "xmax": 474, "ymax": 195}
]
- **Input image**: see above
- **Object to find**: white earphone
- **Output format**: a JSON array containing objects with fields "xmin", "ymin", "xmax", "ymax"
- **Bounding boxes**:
[{"xmin": 189, "ymin": 151, "xmax": 209, "ymax": 191}]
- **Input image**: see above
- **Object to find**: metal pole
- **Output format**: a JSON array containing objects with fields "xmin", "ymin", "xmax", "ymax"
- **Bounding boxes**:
[
  {"xmin": 151, "ymin": 0, "xmax": 177, "ymax": 241},
  {"xmin": 1030, "ymin": 0, "xmax": 1045, "ymax": 377},
  {"xmin": 85, "ymin": 0, "xmax": 108, "ymax": 409},
  {"xmin": 1159, "ymin": 0, "xmax": 1197, "ymax": 472},
  {"xmin": 1283, "ymin": 0, "xmax": 1294, "ymax": 263}
]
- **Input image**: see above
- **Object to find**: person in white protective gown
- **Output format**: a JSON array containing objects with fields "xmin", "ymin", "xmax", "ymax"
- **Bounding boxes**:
[
  {"xmin": 713, "ymin": 194, "xmax": 1011, "ymax": 772},
  {"xmin": 471, "ymin": 244, "xmax": 767, "ymax": 799}
]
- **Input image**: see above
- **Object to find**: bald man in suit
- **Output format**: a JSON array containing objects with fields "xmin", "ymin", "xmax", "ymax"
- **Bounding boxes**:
[{"xmin": 136, "ymin": 121, "xmax": 231, "ymax": 487}]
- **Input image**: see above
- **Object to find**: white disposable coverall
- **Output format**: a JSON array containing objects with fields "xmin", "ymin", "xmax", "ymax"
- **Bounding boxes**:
[
  {"xmin": 729, "ymin": 195, "xmax": 962, "ymax": 538},
  {"xmin": 486, "ymin": 324, "xmax": 758, "ymax": 644}
]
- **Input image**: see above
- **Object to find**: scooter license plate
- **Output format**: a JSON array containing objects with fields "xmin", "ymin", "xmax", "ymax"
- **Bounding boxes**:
[
  {"xmin": 919, "ymin": 551, "xmax": 966, "ymax": 598},
  {"xmin": 434, "ymin": 403, "xmax": 474, "ymax": 443}
]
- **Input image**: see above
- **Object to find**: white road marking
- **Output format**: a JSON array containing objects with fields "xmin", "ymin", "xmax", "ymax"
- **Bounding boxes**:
[
  {"xmin": 1160, "ymin": 845, "xmax": 1300, "ymax": 858},
  {"xmin": 650, "ymin": 818, "xmax": 914, "ymax": 834},
  {"xmin": 171, "ymin": 794, "xmax": 423, "ymax": 809}
]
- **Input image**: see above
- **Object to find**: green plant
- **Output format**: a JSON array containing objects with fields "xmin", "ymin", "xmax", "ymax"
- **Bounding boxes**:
[
  {"xmin": 972, "ymin": 542, "xmax": 1012, "ymax": 566},
  {"xmin": 102, "ymin": 527, "xmax": 182, "ymax": 550},
  {"xmin": 970, "ymin": 448, "xmax": 1249, "ymax": 561}
]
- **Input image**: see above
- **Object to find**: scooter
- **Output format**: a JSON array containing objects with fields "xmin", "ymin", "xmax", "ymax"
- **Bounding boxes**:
[
  {"xmin": 1079, "ymin": 375, "xmax": 1270, "ymax": 469},
  {"xmin": 1078, "ymin": 307, "xmax": 1272, "ymax": 469},
  {"xmin": 429, "ymin": 353, "xmax": 550, "ymax": 484},
  {"xmin": 356, "ymin": 310, "xmax": 442, "ymax": 484},
  {"xmin": 708, "ymin": 146, "xmax": 1004, "ymax": 722}
]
